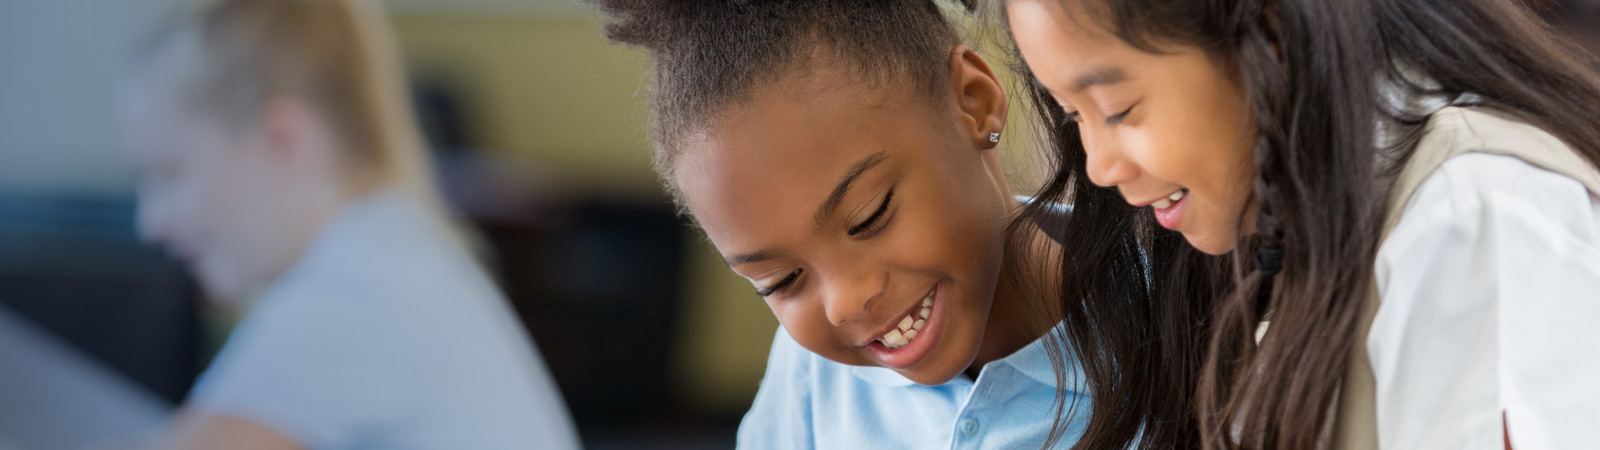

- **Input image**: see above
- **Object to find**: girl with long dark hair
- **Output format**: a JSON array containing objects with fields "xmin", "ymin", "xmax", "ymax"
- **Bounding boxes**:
[{"xmin": 1001, "ymin": 0, "xmax": 1600, "ymax": 448}]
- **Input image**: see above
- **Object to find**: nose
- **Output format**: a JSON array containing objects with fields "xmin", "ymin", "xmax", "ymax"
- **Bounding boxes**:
[
  {"xmin": 818, "ymin": 269, "xmax": 882, "ymax": 326},
  {"xmin": 1080, "ymin": 124, "xmax": 1138, "ymax": 188}
]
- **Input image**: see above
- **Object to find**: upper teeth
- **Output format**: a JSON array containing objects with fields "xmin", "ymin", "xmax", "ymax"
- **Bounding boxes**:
[
  {"xmin": 1152, "ymin": 190, "xmax": 1185, "ymax": 209},
  {"xmin": 882, "ymin": 289, "xmax": 935, "ymax": 349}
]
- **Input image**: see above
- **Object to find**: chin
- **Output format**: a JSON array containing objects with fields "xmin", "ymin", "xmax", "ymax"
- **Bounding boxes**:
[
  {"xmin": 196, "ymin": 266, "xmax": 261, "ymax": 305},
  {"xmin": 1186, "ymin": 232, "xmax": 1238, "ymax": 256},
  {"xmin": 899, "ymin": 321, "xmax": 983, "ymax": 386},
  {"xmin": 899, "ymin": 362, "xmax": 965, "ymax": 386}
]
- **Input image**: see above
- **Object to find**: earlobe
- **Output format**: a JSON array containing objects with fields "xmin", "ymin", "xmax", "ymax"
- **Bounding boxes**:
[{"xmin": 949, "ymin": 45, "xmax": 1009, "ymax": 150}]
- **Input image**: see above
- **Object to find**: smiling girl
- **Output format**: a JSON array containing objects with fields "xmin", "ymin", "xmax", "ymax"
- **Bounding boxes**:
[
  {"xmin": 1005, "ymin": 0, "xmax": 1600, "ymax": 448},
  {"xmin": 589, "ymin": 0, "xmax": 1181, "ymax": 448}
]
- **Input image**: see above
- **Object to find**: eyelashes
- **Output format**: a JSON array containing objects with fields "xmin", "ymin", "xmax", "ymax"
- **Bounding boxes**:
[
  {"xmin": 754, "ymin": 188, "xmax": 897, "ymax": 298},
  {"xmin": 1060, "ymin": 104, "xmax": 1136, "ymax": 127},
  {"xmin": 848, "ymin": 188, "xmax": 894, "ymax": 236},
  {"xmin": 756, "ymin": 268, "xmax": 801, "ymax": 297},
  {"xmin": 1106, "ymin": 106, "xmax": 1133, "ymax": 125}
]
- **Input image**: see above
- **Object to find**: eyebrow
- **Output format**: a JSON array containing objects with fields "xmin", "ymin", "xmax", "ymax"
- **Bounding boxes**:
[
  {"xmin": 1070, "ymin": 66, "xmax": 1131, "ymax": 93},
  {"xmin": 722, "ymin": 151, "xmax": 889, "ymax": 268},
  {"xmin": 725, "ymin": 249, "xmax": 780, "ymax": 267},
  {"xmin": 814, "ymin": 151, "xmax": 890, "ymax": 229}
]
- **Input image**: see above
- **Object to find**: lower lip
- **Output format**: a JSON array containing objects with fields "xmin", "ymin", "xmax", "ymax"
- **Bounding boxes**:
[
  {"xmin": 864, "ymin": 282, "xmax": 946, "ymax": 369},
  {"xmin": 1153, "ymin": 193, "xmax": 1188, "ymax": 230}
]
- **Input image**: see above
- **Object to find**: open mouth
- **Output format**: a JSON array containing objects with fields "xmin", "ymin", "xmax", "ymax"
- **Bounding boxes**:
[
  {"xmin": 1151, "ymin": 189, "xmax": 1186, "ymax": 210},
  {"xmin": 877, "ymin": 288, "xmax": 934, "ymax": 349},
  {"xmin": 1152, "ymin": 189, "xmax": 1189, "ymax": 230},
  {"xmin": 864, "ymin": 282, "xmax": 946, "ymax": 370}
]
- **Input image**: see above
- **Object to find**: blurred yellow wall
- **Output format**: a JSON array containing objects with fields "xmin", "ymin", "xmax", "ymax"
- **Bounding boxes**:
[
  {"xmin": 390, "ymin": 13, "xmax": 660, "ymax": 197},
  {"xmin": 389, "ymin": 12, "xmax": 782, "ymax": 415}
]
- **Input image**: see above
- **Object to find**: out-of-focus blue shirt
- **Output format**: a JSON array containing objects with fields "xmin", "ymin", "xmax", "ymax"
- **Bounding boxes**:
[
  {"xmin": 737, "ymin": 325, "xmax": 1090, "ymax": 449},
  {"xmin": 187, "ymin": 189, "xmax": 581, "ymax": 450}
]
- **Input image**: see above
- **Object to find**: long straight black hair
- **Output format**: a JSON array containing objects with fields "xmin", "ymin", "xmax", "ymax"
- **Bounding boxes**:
[{"xmin": 997, "ymin": 0, "xmax": 1600, "ymax": 449}]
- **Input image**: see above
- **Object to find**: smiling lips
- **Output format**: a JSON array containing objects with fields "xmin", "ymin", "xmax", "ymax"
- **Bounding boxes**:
[
  {"xmin": 879, "ymin": 289, "xmax": 934, "ymax": 349},
  {"xmin": 1151, "ymin": 189, "xmax": 1188, "ymax": 229},
  {"xmin": 1151, "ymin": 189, "xmax": 1186, "ymax": 209}
]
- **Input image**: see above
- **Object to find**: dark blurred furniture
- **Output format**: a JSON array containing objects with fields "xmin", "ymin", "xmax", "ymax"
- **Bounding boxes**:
[
  {"xmin": 0, "ymin": 194, "xmax": 203, "ymax": 404},
  {"xmin": 471, "ymin": 199, "xmax": 690, "ymax": 429}
]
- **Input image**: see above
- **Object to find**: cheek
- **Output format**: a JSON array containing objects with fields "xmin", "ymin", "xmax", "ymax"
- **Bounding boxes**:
[
  {"xmin": 1134, "ymin": 98, "xmax": 1255, "ymax": 196},
  {"xmin": 186, "ymin": 153, "xmax": 273, "ymax": 259},
  {"xmin": 902, "ymin": 185, "xmax": 1007, "ymax": 298},
  {"xmin": 768, "ymin": 297, "xmax": 868, "ymax": 363},
  {"xmin": 1180, "ymin": 122, "xmax": 1255, "ymax": 232}
]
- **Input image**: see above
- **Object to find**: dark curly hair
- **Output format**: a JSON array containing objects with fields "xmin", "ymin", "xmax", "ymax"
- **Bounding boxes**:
[{"xmin": 590, "ymin": 0, "xmax": 977, "ymax": 202}]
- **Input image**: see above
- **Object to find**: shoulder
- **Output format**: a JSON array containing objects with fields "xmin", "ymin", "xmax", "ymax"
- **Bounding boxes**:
[
  {"xmin": 746, "ymin": 328, "xmax": 820, "ymax": 405},
  {"xmin": 1369, "ymin": 149, "xmax": 1600, "ymax": 450},
  {"xmin": 1409, "ymin": 107, "xmax": 1600, "ymax": 195},
  {"xmin": 1386, "ymin": 105, "xmax": 1600, "ymax": 260},
  {"xmin": 737, "ymin": 328, "xmax": 819, "ymax": 449},
  {"xmin": 1383, "ymin": 152, "xmax": 1600, "ymax": 261},
  {"xmin": 265, "ymin": 192, "xmax": 499, "ymax": 319}
]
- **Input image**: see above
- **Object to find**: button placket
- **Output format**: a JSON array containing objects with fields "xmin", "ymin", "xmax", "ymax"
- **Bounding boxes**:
[{"xmin": 959, "ymin": 417, "xmax": 980, "ymax": 436}]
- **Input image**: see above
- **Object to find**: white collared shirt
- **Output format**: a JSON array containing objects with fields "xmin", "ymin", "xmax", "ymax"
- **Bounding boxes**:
[
  {"xmin": 187, "ymin": 189, "xmax": 581, "ymax": 450},
  {"xmin": 1370, "ymin": 152, "xmax": 1600, "ymax": 449}
]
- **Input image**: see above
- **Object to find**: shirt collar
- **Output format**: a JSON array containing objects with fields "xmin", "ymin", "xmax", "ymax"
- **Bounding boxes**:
[
  {"xmin": 1002, "ymin": 325, "xmax": 1085, "ymax": 387},
  {"xmin": 849, "ymin": 365, "xmax": 924, "ymax": 388},
  {"xmin": 282, "ymin": 187, "xmax": 434, "ymax": 276},
  {"xmin": 848, "ymin": 322, "xmax": 1082, "ymax": 389}
]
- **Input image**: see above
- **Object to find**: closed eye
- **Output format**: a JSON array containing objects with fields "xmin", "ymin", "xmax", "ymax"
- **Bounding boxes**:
[
  {"xmin": 1106, "ymin": 104, "xmax": 1136, "ymax": 126},
  {"xmin": 848, "ymin": 189, "xmax": 893, "ymax": 236},
  {"xmin": 756, "ymin": 269, "xmax": 802, "ymax": 297}
]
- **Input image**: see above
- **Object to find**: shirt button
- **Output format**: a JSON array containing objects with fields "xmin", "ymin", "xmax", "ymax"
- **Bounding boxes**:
[{"xmin": 959, "ymin": 418, "xmax": 980, "ymax": 435}]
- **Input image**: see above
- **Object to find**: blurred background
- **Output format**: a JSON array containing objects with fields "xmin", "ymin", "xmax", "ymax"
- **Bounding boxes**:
[{"xmin": 0, "ymin": 0, "xmax": 1594, "ymax": 449}]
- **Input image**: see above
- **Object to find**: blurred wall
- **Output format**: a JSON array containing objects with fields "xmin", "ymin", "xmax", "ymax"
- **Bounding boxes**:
[
  {"xmin": 0, "ymin": 0, "xmax": 183, "ymax": 195},
  {"xmin": 384, "ymin": 7, "xmax": 783, "ymax": 415},
  {"xmin": 389, "ymin": 12, "xmax": 661, "ymax": 198}
]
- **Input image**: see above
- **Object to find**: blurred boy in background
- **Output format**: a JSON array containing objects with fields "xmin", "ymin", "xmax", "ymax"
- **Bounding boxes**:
[{"xmin": 114, "ymin": 0, "xmax": 580, "ymax": 448}]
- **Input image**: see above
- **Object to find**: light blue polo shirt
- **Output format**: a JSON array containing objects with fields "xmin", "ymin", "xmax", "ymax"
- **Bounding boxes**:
[{"xmin": 737, "ymin": 325, "xmax": 1091, "ymax": 449}]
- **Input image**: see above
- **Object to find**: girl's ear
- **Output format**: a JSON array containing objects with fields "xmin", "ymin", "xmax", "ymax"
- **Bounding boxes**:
[{"xmin": 948, "ymin": 45, "xmax": 1008, "ymax": 151}]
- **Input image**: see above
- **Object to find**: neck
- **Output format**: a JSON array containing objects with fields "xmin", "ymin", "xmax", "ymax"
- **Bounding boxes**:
[
  {"xmin": 966, "ymin": 216, "xmax": 1064, "ymax": 380},
  {"xmin": 262, "ymin": 174, "xmax": 381, "ymax": 288}
]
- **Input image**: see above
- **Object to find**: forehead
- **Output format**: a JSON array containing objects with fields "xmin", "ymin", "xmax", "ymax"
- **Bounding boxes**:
[
  {"xmin": 673, "ymin": 72, "xmax": 940, "ymax": 254},
  {"xmin": 1008, "ymin": 1, "xmax": 1138, "ymax": 74}
]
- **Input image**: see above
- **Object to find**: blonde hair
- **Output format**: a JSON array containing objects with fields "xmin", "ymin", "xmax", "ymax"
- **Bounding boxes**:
[{"xmin": 137, "ymin": 0, "xmax": 446, "ymax": 215}]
